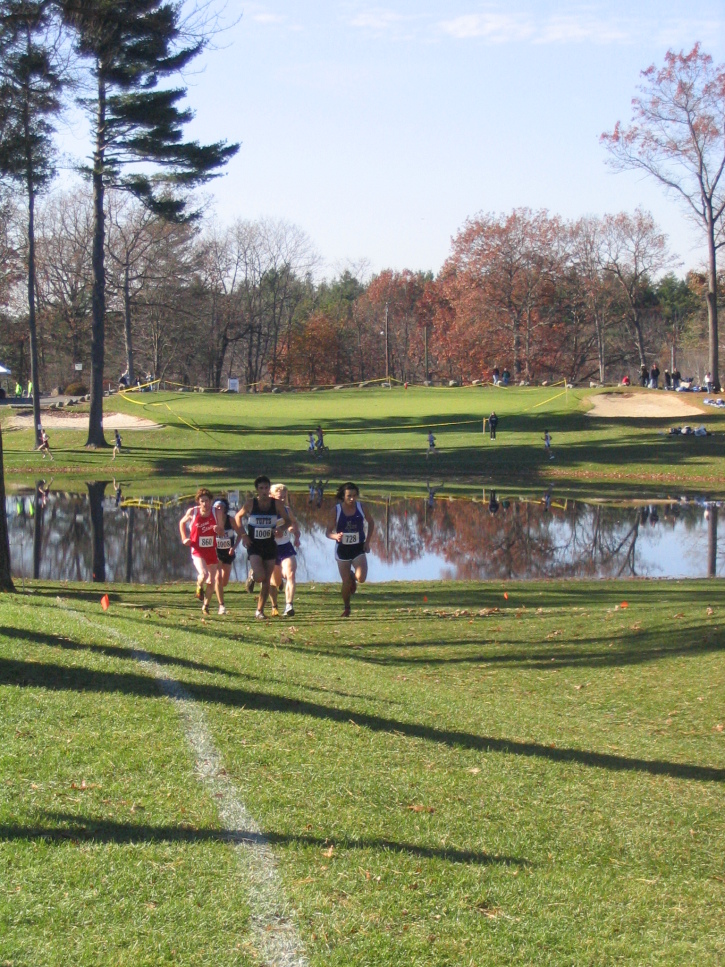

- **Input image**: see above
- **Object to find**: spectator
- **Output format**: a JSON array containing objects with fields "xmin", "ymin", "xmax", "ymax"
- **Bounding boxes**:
[
  {"xmin": 649, "ymin": 363, "xmax": 660, "ymax": 389},
  {"xmin": 664, "ymin": 370, "xmax": 671, "ymax": 390},
  {"xmin": 704, "ymin": 371, "xmax": 714, "ymax": 393},
  {"xmin": 488, "ymin": 411, "xmax": 499, "ymax": 439},
  {"xmin": 492, "ymin": 366, "xmax": 500, "ymax": 386},
  {"xmin": 501, "ymin": 368, "xmax": 511, "ymax": 386}
]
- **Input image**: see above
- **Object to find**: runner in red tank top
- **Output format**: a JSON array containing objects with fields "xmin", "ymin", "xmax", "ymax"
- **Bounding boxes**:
[{"xmin": 179, "ymin": 487, "xmax": 221, "ymax": 615}]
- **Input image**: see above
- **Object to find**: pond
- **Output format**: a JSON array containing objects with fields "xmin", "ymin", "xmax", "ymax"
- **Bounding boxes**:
[{"xmin": 6, "ymin": 484, "xmax": 723, "ymax": 584}]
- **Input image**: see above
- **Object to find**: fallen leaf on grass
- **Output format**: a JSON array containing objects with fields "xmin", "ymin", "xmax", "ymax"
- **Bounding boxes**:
[
  {"xmin": 620, "ymin": 602, "xmax": 629, "ymax": 609},
  {"xmin": 322, "ymin": 845, "xmax": 335, "ymax": 858},
  {"xmin": 715, "ymin": 724, "xmax": 724, "ymax": 732},
  {"xmin": 707, "ymin": 607, "xmax": 714, "ymax": 616},
  {"xmin": 545, "ymin": 630, "xmax": 562, "ymax": 639},
  {"xmin": 673, "ymin": 612, "xmax": 685, "ymax": 619},
  {"xmin": 478, "ymin": 607, "xmax": 500, "ymax": 616},
  {"xmin": 70, "ymin": 781, "xmax": 100, "ymax": 791},
  {"xmin": 467, "ymin": 767, "xmax": 481, "ymax": 774},
  {"xmin": 407, "ymin": 804, "xmax": 435, "ymax": 813},
  {"xmin": 476, "ymin": 902, "xmax": 502, "ymax": 919}
]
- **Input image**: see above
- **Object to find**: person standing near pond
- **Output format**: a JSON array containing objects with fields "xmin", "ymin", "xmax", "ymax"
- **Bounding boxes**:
[
  {"xmin": 326, "ymin": 481, "xmax": 375, "ymax": 618},
  {"xmin": 236, "ymin": 475, "xmax": 290, "ymax": 619},
  {"xmin": 179, "ymin": 487, "xmax": 220, "ymax": 615},
  {"xmin": 488, "ymin": 411, "xmax": 498, "ymax": 439}
]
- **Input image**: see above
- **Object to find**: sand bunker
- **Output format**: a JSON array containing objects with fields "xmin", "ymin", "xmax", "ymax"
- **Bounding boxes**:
[
  {"xmin": 586, "ymin": 392, "xmax": 704, "ymax": 419},
  {"xmin": 5, "ymin": 411, "xmax": 162, "ymax": 430}
]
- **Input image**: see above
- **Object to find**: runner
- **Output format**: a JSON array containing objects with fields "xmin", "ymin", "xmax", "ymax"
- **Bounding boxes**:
[
  {"xmin": 38, "ymin": 427, "xmax": 53, "ymax": 460},
  {"xmin": 426, "ymin": 429, "xmax": 436, "ymax": 457},
  {"xmin": 326, "ymin": 481, "xmax": 375, "ymax": 618},
  {"xmin": 212, "ymin": 496, "xmax": 241, "ymax": 615},
  {"xmin": 112, "ymin": 429, "xmax": 122, "ymax": 461},
  {"xmin": 179, "ymin": 487, "xmax": 220, "ymax": 615},
  {"xmin": 235, "ymin": 476, "xmax": 290, "ymax": 619},
  {"xmin": 268, "ymin": 484, "xmax": 301, "ymax": 617}
]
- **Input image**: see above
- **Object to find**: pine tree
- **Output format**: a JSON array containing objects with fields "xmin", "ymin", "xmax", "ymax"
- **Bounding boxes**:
[
  {"xmin": 60, "ymin": 0, "xmax": 239, "ymax": 446},
  {"xmin": 0, "ymin": 0, "xmax": 64, "ymax": 448}
]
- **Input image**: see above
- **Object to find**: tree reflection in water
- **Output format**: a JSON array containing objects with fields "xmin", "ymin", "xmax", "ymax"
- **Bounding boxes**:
[{"xmin": 4, "ymin": 491, "xmax": 721, "ymax": 583}]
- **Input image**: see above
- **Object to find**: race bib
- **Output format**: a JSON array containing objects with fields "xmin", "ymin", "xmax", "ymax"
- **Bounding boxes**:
[
  {"xmin": 216, "ymin": 537, "xmax": 232, "ymax": 550},
  {"xmin": 198, "ymin": 536, "xmax": 214, "ymax": 548},
  {"xmin": 254, "ymin": 528, "xmax": 272, "ymax": 540},
  {"xmin": 341, "ymin": 532, "xmax": 360, "ymax": 546}
]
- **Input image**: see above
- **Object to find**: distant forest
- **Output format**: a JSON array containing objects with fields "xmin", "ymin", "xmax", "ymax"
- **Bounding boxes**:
[{"xmin": 0, "ymin": 187, "xmax": 718, "ymax": 391}]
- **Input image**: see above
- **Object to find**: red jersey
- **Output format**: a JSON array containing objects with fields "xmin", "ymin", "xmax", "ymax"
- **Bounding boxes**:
[{"xmin": 189, "ymin": 508, "xmax": 217, "ymax": 564}]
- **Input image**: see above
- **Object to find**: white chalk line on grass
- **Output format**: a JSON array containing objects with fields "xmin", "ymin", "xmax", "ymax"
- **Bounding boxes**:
[{"xmin": 56, "ymin": 601, "xmax": 308, "ymax": 967}]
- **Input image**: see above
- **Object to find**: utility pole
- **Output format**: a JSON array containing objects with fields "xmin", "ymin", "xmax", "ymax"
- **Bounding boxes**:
[{"xmin": 424, "ymin": 323, "xmax": 429, "ymax": 382}]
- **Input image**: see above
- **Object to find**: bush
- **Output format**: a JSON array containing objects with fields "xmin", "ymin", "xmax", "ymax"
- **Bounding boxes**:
[{"xmin": 64, "ymin": 381, "xmax": 88, "ymax": 396}]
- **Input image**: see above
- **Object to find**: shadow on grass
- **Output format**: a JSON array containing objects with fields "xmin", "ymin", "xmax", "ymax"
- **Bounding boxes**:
[
  {"xmin": 1, "ymin": 656, "xmax": 722, "ymax": 784},
  {"xmin": 0, "ymin": 812, "xmax": 527, "ymax": 867}
]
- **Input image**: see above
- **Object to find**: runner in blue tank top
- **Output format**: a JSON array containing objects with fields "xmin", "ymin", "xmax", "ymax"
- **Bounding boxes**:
[
  {"xmin": 326, "ymin": 481, "xmax": 375, "ymax": 617},
  {"xmin": 235, "ymin": 475, "xmax": 290, "ymax": 619}
]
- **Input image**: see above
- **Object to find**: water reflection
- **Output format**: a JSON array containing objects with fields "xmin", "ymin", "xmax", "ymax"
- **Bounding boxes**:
[{"xmin": 5, "ymin": 486, "xmax": 723, "ymax": 584}]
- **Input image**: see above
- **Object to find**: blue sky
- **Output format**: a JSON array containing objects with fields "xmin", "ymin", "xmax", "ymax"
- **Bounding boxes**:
[{"xmin": 66, "ymin": 1, "xmax": 725, "ymax": 276}]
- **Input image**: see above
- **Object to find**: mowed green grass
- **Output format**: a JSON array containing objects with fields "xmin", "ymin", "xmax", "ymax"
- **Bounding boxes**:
[
  {"xmin": 1, "ymin": 581, "xmax": 723, "ymax": 965},
  {"xmin": 2, "ymin": 385, "xmax": 724, "ymax": 498}
]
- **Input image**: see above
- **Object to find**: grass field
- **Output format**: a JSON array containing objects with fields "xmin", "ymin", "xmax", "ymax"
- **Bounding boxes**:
[
  {"xmin": 1, "ymin": 580, "xmax": 723, "ymax": 965},
  {"xmin": 2, "ymin": 385, "xmax": 725, "ymax": 498}
]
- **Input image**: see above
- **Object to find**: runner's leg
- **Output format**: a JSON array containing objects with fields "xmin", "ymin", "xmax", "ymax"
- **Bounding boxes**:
[
  {"xmin": 192, "ymin": 556, "xmax": 209, "ymax": 599},
  {"xmin": 269, "ymin": 562, "xmax": 282, "ymax": 615},
  {"xmin": 337, "ymin": 558, "xmax": 354, "ymax": 613},
  {"xmin": 282, "ymin": 556, "xmax": 296, "ymax": 609},
  {"xmin": 256, "ymin": 558, "xmax": 276, "ymax": 614}
]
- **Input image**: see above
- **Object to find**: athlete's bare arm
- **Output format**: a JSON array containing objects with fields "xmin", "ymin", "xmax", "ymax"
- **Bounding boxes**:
[
  {"xmin": 179, "ymin": 507, "xmax": 194, "ymax": 545},
  {"xmin": 363, "ymin": 505, "xmax": 375, "ymax": 552},
  {"xmin": 235, "ymin": 499, "xmax": 254, "ymax": 548},
  {"xmin": 326, "ymin": 509, "xmax": 343, "ymax": 543}
]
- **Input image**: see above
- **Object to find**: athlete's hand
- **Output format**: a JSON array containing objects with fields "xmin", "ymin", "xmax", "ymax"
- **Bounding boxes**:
[
  {"xmin": 363, "ymin": 540, "xmax": 370, "ymax": 553},
  {"xmin": 333, "ymin": 531, "xmax": 343, "ymax": 543},
  {"xmin": 241, "ymin": 535, "xmax": 252, "ymax": 548},
  {"xmin": 182, "ymin": 537, "xmax": 190, "ymax": 546}
]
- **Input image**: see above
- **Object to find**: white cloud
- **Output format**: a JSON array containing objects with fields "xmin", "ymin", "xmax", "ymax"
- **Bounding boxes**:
[
  {"xmin": 439, "ymin": 13, "xmax": 534, "ymax": 43},
  {"xmin": 535, "ymin": 16, "xmax": 631, "ymax": 45},
  {"xmin": 350, "ymin": 8, "xmax": 408, "ymax": 31},
  {"xmin": 252, "ymin": 13, "xmax": 286, "ymax": 25}
]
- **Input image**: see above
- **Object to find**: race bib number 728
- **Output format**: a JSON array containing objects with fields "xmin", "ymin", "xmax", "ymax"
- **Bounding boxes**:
[{"xmin": 341, "ymin": 533, "xmax": 360, "ymax": 545}]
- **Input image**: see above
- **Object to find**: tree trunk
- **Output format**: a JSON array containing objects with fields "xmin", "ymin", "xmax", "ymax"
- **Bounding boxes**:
[
  {"xmin": 0, "ymin": 429, "xmax": 15, "ymax": 591},
  {"xmin": 708, "ymin": 504, "xmax": 718, "ymax": 579},
  {"xmin": 25, "ymin": 152, "xmax": 42, "ymax": 448},
  {"xmin": 706, "ymin": 207, "xmax": 720, "ymax": 392},
  {"xmin": 87, "ymin": 71, "xmax": 108, "ymax": 447},
  {"xmin": 88, "ymin": 480, "xmax": 107, "ymax": 582},
  {"xmin": 123, "ymin": 261, "xmax": 135, "ymax": 384}
]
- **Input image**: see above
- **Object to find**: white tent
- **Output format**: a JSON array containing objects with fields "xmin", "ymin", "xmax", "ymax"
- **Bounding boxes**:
[{"xmin": 0, "ymin": 363, "xmax": 10, "ymax": 376}]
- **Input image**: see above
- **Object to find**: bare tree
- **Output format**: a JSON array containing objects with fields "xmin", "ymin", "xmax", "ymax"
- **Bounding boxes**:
[
  {"xmin": 600, "ymin": 209, "xmax": 675, "ymax": 367},
  {"xmin": 602, "ymin": 44, "xmax": 725, "ymax": 388}
]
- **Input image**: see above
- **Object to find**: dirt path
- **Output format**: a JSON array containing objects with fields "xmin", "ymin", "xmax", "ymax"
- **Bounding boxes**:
[
  {"xmin": 6, "ymin": 411, "xmax": 162, "ymax": 430},
  {"xmin": 586, "ymin": 392, "xmax": 705, "ymax": 419}
]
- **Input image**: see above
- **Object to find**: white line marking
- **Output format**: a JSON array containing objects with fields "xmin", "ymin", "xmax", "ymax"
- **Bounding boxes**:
[{"xmin": 57, "ymin": 601, "xmax": 308, "ymax": 967}]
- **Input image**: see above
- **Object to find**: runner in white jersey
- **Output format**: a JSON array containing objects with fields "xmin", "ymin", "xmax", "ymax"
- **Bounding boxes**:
[
  {"xmin": 326, "ymin": 481, "xmax": 375, "ymax": 617},
  {"xmin": 268, "ymin": 483, "xmax": 301, "ymax": 617}
]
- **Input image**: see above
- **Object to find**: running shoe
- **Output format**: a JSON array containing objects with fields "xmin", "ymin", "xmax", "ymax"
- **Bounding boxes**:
[
  {"xmin": 245, "ymin": 573, "xmax": 255, "ymax": 593},
  {"xmin": 201, "ymin": 603, "xmax": 210, "ymax": 615},
  {"xmin": 218, "ymin": 605, "xmax": 227, "ymax": 615},
  {"xmin": 341, "ymin": 605, "xmax": 351, "ymax": 618},
  {"xmin": 271, "ymin": 606, "xmax": 280, "ymax": 618},
  {"xmin": 284, "ymin": 605, "xmax": 295, "ymax": 617},
  {"xmin": 195, "ymin": 582, "xmax": 204, "ymax": 601},
  {"xmin": 255, "ymin": 610, "xmax": 266, "ymax": 620}
]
